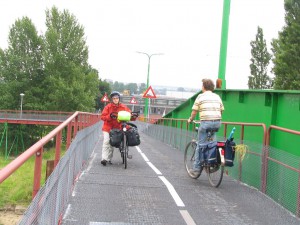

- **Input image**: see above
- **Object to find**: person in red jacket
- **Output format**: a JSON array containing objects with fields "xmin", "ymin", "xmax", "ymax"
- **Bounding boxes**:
[{"xmin": 100, "ymin": 91, "xmax": 133, "ymax": 166}]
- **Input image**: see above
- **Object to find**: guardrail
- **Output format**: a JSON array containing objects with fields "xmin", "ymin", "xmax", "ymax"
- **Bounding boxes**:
[
  {"xmin": 0, "ymin": 111, "xmax": 101, "ymax": 198},
  {"xmin": 1, "ymin": 115, "xmax": 300, "ymax": 220},
  {"xmin": 141, "ymin": 118, "xmax": 300, "ymax": 218},
  {"xmin": 265, "ymin": 125, "xmax": 300, "ymax": 217}
]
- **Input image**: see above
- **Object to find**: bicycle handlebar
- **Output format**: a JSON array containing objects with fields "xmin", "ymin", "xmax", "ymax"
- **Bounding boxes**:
[{"xmin": 110, "ymin": 111, "xmax": 139, "ymax": 121}]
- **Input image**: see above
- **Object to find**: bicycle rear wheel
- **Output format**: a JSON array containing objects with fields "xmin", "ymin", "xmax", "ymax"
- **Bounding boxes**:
[
  {"xmin": 184, "ymin": 140, "xmax": 202, "ymax": 179},
  {"xmin": 206, "ymin": 164, "xmax": 224, "ymax": 187}
]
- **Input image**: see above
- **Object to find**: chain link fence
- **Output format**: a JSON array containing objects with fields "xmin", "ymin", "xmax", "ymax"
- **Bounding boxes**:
[
  {"xmin": 140, "ymin": 121, "xmax": 300, "ymax": 218},
  {"xmin": 16, "ymin": 120, "xmax": 300, "ymax": 223},
  {"xmin": 18, "ymin": 121, "xmax": 102, "ymax": 225}
]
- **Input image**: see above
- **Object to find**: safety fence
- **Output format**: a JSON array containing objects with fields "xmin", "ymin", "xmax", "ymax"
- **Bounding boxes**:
[
  {"xmin": 0, "ymin": 110, "xmax": 73, "ymax": 123},
  {"xmin": 139, "ymin": 120, "xmax": 300, "ymax": 218},
  {"xmin": 17, "ymin": 121, "xmax": 102, "ymax": 225},
  {"xmin": 1, "ymin": 118, "xmax": 299, "ymax": 223}
]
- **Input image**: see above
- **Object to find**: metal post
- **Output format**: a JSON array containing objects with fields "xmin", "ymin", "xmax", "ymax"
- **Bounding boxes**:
[
  {"xmin": 218, "ymin": 0, "xmax": 231, "ymax": 89},
  {"xmin": 20, "ymin": 93, "xmax": 25, "ymax": 118},
  {"xmin": 136, "ymin": 51, "xmax": 163, "ymax": 119}
]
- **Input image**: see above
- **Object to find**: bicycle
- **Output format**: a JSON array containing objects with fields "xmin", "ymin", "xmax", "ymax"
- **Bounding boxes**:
[
  {"xmin": 111, "ymin": 110, "xmax": 139, "ymax": 169},
  {"xmin": 184, "ymin": 121, "xmax": 235, "ymax": 187}
]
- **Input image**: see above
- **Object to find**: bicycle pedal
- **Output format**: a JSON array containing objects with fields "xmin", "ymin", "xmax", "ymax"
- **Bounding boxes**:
[{"xmin": 127, "ymin": 155, "xmax": 132, "ymax": 159}]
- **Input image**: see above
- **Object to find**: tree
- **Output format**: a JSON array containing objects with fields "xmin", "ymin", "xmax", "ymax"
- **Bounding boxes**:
[
  {"xmin": 43, "ymin": 7, "xmax": 99, "ymax": 112},
  {"xmin": 111, "ymin": 81, "xmax": 125, "ymax": 93},
  {"xmin": 138, "ymin": 83, "xmax": 146, "ymax": 94},
  {"xmin": 271, "ymin": 0, "xmax": 300, "ymax": 90},
  {"xmin": 125, "ymin": 83, "xmax": 138, "ymax": 95},
  {"xmin": 0, "ymin": 17, "xmax": 44, "ymax": 110},
  {"xmin": 0, "ymin": 17, "xmax": 46, "ymax": 150},
  {"xmin": 248, "ymin": 26, "xmax": 272, "ymax": 89}
]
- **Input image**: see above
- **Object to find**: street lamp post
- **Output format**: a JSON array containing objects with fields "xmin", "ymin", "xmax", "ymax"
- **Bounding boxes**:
[
  {"xmin": 136, "ymin": 51, "xmax": 163, "ymax": 119},
  {"xmin": 20, "ymin": 93, "xmax": 25, "ymax": 118}
]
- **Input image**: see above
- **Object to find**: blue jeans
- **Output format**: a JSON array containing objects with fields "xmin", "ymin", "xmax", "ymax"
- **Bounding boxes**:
[{"xmin": 193, "ymin": 120, "xmax": 221, "ymax": 171}]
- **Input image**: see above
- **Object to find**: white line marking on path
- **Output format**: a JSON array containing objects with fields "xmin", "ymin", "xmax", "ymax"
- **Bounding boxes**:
[
  {"xmin": 135, "ymin": 146, "xmax": 196, "ymax": 224},
  {"xmin": 136, "ymin": 146, "xmax": 142, "ymax": 153},
  {"xmin": 179, "ymin": 210, "xmax": 197, "ymax": 225},
  {"xmin": 146, "ymin": 162, "xmax": 162, "ymax": 175},
  {"xmin": 158, "ymin": 176, "xmax": 185, "ymax": 207},
  {"xmin": 135, "ymin": 146, "xmax": 185, "ymax": 208},
  {"xmin": 140, "ymin": 152, "xmax": 149, "ymax": 162}
]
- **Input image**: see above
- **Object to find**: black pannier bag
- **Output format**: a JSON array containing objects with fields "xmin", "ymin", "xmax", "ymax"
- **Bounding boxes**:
[
  {"xmin": 109, "ymin": 129, "xmax": 123, "ymax": 147},
  {"xmin": 224, "ymin": 139, "xmax": 236, "ymax": 167},
  {"xmin": 201, "ymin": 141, "xmax": 218, "ymax": 165},
  {"xmin": 126, "ymin": 127, "xmax": 141, "ymax": 146}
]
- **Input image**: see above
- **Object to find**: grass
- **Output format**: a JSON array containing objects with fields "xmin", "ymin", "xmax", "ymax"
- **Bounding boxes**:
[{"xmin": 0, "ymin": 148, "xmax": 66, "ymax": 208}]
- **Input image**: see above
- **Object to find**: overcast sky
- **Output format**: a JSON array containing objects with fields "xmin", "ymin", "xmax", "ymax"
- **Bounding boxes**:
[{"xmin": 0, "ymin": 0, "xmax": 285, "ymax": 89}]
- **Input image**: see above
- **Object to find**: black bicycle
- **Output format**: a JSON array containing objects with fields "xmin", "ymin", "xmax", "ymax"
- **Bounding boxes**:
[
  {"xmin": 184, "ymin": 121, "xmax": 229, "ymax": 187},
  {"xmin": 111, "ymin": 111, "xmax": 139, "ymax": 169}
]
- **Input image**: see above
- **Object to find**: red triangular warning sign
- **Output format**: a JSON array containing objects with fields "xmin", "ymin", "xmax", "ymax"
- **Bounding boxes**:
[
  {"xmin": 130, "ymin": 97, "xmax": 137, "ymax": 104},
  {"xmin": 101, "ymin": 93, "xmax": 110, "ymax": 102},
  {"xmin": 143, "ymin": 86, "xmax": 157, "ymax": 99}
]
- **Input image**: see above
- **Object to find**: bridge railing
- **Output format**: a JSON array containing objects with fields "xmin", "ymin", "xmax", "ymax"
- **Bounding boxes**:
[
  {"xmin": 139, "ymin": 118, "xmax": 300, "ymax": 218},
  {"xmin": 1, "ymin": 116, "xmax": 300, "ymax": 222},
  {"xmin": 0, "ymin": 110, "xmax": 73, "ymax": 121},
  {"xmin": 0, "ymin": 111, "xmax": 101, "ymax": 196},
  {"xmin": 16, "ymin": 121, "xmax": 102, "ymax": 225}
]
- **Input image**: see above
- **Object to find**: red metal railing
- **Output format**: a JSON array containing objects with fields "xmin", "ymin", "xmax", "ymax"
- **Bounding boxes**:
[{"xmin": 0, "ymin": 111, "xmax": 101, "ymax": 198}]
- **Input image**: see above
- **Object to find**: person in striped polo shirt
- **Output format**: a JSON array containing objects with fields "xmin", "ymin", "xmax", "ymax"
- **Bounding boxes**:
[{"xmin": 187, "ymin": 78, "xmax": 224, "ymax": 176}]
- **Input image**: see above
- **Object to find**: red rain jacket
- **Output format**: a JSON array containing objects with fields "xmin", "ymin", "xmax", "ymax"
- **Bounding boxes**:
[{"xmin": 100, "ymin": 102, "xmax": 133, "ymax": 132}]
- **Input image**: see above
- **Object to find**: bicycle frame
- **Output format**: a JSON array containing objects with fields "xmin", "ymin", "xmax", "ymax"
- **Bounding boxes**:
[
  {"xmin": 184, "ymin": 121, "xmax": 226, "ymax": 187},
  {"xmin": 115, "ymin": 111, "xmax": 139, "ymax": 169}
]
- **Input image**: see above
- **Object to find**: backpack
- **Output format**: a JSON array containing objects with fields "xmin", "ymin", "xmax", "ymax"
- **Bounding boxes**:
[
  {"xmin": 109, "ymin": 129, "xmax": 123, "ymax": 147},
  {"xmin": 126, "ymin": 127, "xmax": 141, "ymax": 146}
]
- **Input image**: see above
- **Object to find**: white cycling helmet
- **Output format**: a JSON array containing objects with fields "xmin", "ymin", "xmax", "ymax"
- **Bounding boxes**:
[{"xmin": 110, "ymin": 91, "xmax": 121, "ymax": 98}]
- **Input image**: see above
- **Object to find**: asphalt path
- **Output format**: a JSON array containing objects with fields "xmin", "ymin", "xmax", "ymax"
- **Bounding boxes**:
[{"xmin": 61, "ymin": 131, "xmax": 300, "ymax": 225}]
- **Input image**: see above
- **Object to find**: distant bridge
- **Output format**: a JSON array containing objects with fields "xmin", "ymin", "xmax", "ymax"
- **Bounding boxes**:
[{"xmin": 0, "ymin": 110, "xmax": 73, "ymax": 125}]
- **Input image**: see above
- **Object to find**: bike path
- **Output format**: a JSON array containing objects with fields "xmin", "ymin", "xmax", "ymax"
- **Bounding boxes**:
[{"xmin": 61, "ymin": 130, "xmax": 300, "ymax": 225}]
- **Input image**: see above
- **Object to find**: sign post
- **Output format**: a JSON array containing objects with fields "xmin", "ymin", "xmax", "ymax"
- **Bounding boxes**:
[
  {"xmin": 101, "ymin": 93, "xmax": 110, "ymax": 107},
  {"xmin": 130, "ymin": 96, "xmax": 137, "ymax": 111},
  {"xmin": 142, "ymin": 86, "xmax": 157, "ymax": 118}
]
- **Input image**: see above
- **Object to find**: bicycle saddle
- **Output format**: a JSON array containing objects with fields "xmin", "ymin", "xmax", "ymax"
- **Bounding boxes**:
[{"xmin": 206, "ymin": 128, "xmax": 219, "ymax": 133}]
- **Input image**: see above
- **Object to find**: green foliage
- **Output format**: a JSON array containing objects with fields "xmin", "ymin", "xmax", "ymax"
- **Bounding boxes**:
[
  {"xmin": 248, "ymin": 26, "xmax": 272, "ymax": 89},
  {"xmin": 271, "ymin": 0, "xmax": 300, "ymax": 90},
  {"xmin": 0, "ymin": 7, "xmax": 102, "ymax": 113},
  {"xmin": 139, "ymin": 83, "xmax": 146, "ymax": 94},
  {"xmin": 43, "ymin": 7, "xmax": 98, "ymax": 112},
  {"xmin": 0, "ymin": 17, "xmax": 44, "ymax": 110},
  {"xmin": 111, "ymin": 81, "xmax": 125, "ymax": 93},
  {"xmin": 109, "ymin": 81, "xmax": 146, "ymax": 95}
]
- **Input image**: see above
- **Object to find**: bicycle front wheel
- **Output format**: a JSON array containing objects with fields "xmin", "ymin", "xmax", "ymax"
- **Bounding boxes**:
[
  {"xmin": 123, "ymin": 135, "xmax": 128, "ymax": 169},
  {"xmin": 184, "ymin": 140, "xmax": 202, "ymax": 179},
  {"xmin": 206, "ymin": 164, "xmax": 224, "ymax": 187},
  {"xmin": 120, "ymin": 140, "xmax": 125, "ymax": 164}
]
